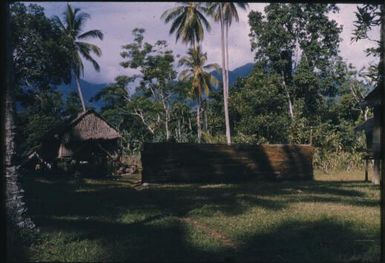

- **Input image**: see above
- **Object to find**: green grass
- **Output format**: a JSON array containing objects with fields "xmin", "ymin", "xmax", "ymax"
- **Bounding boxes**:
[{"xmin": 12, "ymin": 169, "xmax": 380, "ymax": 262}]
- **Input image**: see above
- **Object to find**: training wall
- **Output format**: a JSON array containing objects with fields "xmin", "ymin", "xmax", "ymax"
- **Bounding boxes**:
[{"xmin": 141, "ymin": 143, "xmax": 315, "ymax": 183}]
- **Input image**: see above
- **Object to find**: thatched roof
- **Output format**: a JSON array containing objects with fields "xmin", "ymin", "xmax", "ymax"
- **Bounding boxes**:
[
  {"xmin": 65, "ymin": 110, "xmax": 121, "ymax": 141},
  {"xmin": 43, "ymin": 109, "xmax": 121, "ymax": 143}
]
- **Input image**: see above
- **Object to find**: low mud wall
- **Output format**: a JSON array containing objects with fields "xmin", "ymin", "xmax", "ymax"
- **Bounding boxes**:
[{"xmin": 141, "ymin": 143, "xmax": 315, "ymax": 183}]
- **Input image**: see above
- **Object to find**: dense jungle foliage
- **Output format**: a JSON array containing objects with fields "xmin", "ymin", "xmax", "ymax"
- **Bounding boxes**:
[{"xmin": 11, "ymin": 3, "xmax": 381, "ymax": 172}]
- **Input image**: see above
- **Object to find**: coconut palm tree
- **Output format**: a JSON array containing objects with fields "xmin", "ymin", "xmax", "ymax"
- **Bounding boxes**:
[
  {"xmin": 4, "ymin": 3, "xmax": 35, "ymax": 232},
  {"xmin": 178, "ymin": 46, "xmax": 219, "ymax": 143},
  {"xmin": 53, "ymin": 3, "xmax": 103, "ymax": 112},
  {"xmin": 207, "ymin": 3, "xmax": 248, "ymax": 145},
  {"xmin": 161, "ymin": 2, "xmax": 211, "ymax": 48},
  {"xmin": 162, "ymin": 2, "xmax": 213, "ymax": 142}
]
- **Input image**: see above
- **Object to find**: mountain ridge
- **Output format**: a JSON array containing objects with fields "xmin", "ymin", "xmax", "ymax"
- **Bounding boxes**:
[
  {"xmin": 211, "ymin": 62, "xmax": 254, "ymax": 86},
  {"xmin": 57, "ymin": 62, "xmax": 255, "ymax": 110}
]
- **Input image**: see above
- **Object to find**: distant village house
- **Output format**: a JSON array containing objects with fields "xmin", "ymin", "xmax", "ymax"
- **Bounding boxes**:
[{"xmin": 22, "ymin": 110, "xmax": 122, "ymax": 176}]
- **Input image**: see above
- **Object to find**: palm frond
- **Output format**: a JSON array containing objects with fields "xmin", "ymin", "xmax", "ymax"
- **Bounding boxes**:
[
  {"xmin": 65, "ymin": 3, "xmax": 75, "ymax": 31},
  {"xmin": 161, "ymin": 6, "xmax": 184, "ymax": 23},
  {"xmin": 224, "ymin": 2, "xmax": 248, "ymax": 26},
  {"xmin": 203, "ymin": 63, "xmax": 220, "ymax": 72},
  {"xmin": 78, "ymin": 44, "xmax": 101, "ymax": 72},
  {"xmin": 78, "ymin": 30, "xmax": 104, "ymax": 40},
  {"xmin": 73, "ymin": 7, "xmax": 81, "ymax": 16},
  {"xmin": 206, "ymin": 3, "xmax": 221, "ymax": 22},
  {"xmin": 169, "ymin": 11, "xmax": 186, "ymax": 34},
  {"xmin": 52, "ymin": 15, "xmax": 66, "ymax": 30},
  {"xmin": 178, "ymin": 45, "xmax": 216, "ymax": 100},
  {"xmin": 76, "ymin": 41, "xmax": 102, "ymax": 57},
  {"xmin": 179, "ymin": 69, "xmax": 193, "ymax": 82},
  {"xmin": 162, "ymin": 2, "xmax": 210, "ymax": 46},
  {"xmin": 196, "ymin": 18, "xmax": 206, "ymax": 43},
  {"xmin": 74, "ymin": 12, "xmax": 90, "ymax": 35},
  {"xmin": 58, "ymin": 3, "xmax": 103, "ymax": 77},
  {"xmin": 178, "ymin": 56, "xmax": 193, "ymax": 67},
  {"xmin": 196, "ymin": 9, "xmax": 211, "ymax": 32}
]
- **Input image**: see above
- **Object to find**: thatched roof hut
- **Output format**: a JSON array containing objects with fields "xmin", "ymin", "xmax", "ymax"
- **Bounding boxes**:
[
  {"xmin": 63, "ymin": 109, "xmax": 121, "ymax": 141},
  {"xmin": 38, "ymin": 109, "xmax": 122, "ymax": 162}
]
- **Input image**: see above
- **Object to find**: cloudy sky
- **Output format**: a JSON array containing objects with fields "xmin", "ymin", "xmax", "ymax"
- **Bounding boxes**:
[{"xmin": 31, "ymin": 2, "xmax": 380, "ymax": 84}]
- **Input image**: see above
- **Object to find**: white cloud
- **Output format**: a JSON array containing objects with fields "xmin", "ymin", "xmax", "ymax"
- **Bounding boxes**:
[{"xmin": 28, "ymin": 2, "xmax": 380, "ymax": 83}]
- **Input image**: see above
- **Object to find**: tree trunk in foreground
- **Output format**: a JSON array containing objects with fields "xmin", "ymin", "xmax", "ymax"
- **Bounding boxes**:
[
  {"xmin": 380, "ymin": 4, "xmax": 385, "ymax": 261},
  {"xmin": 5, "ymin": 91, "xmax": 35, "ymax": 230},
  {"xmin": 4, "ymin": 1, "xmax": 35, "ymax": 234}
]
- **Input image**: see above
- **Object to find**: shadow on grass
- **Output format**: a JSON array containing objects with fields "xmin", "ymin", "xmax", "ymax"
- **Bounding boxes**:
[
  {"xmin": 17, "ymin": 175, "xmax": 380, "ymax": 262},
  {"xmin": 22, "ymin": 213, "xmax": 380, "ymax": 262},
  {"xmin": 21, "ymin": 176, "xmax": 379, "ymax": 221},
  {"xmin": 6, "ymin": 225, "xmax": 33, "ymax": 262},
  {"xmin": 230, "ymin": 218, "xmax": 379, "ymax": 262},
  {"xmin": 36, "ymin": 216, "xmax": 226, "ymax": 262}
]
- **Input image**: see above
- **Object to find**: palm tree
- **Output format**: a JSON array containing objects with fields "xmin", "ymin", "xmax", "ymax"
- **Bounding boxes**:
[
  {"xmin": 178, "ymin": 46, "xmax": 219, "ymax": 143},
  {"xmin": 53, "ymin": 3, "xmax": 103, "ymax": 112},
  {"xmin": 207, "ymin": 3, "xmax": 248, "ymax": 145},
  {"xmin": 4, "ymin": 3, "xmax": 35, "ymax": 232},
  {"xmin": 161, "ymin": 2, "xmax": 211, "ymax": 48},
  {"xmin": 162, "ymin": 2, "xmax": 213, "ymax": 142}
]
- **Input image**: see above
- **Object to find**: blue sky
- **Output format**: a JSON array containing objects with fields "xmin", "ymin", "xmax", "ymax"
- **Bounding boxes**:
[{"xmin": 30, "ymin": 2, "xmax": 380, "ymax": 84}]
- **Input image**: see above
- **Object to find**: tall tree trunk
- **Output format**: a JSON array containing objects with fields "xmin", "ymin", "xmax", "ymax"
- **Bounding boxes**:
[
  {"xmin": 281, "ymin": 71, "xmax": 294, "ymax": 120},
  {"xmin": 363, "ymin": 107, "xmax": 369, "ymax": 121},
  {"xmin": 4, "ymin": 3, "xmax": 35, "ymax": 233},
  {"xmin": 5, "ymin": 85, "xmax": 36, "ymax": 231},
  {"xmin": 177, "ymin": 119, "xmax": 181, "ymax": 141},
  {"xmin": 165, "ymin": 113, "xmax": 170, "ymax": 141},
  {"xmin": 204, "ymin": 106, "xmax": 208, "ymax": 132},
  {"xmin": 285, "ymin": 88, "xmax": 294, "ymax": 120},
  {"xmin": 191, "ymin": 40, "xmax": 202, "ymax": 143},
  {"xmin": 225, "ymin": 22, "xmax": 230, "ymax": 94},
  {"xmin": 196, "ymin": 100, "xmax": 201, "ymax": 143},
  {"xmin": 220, "ymin": 7, "xmax": 231, "ymax": 145},
  {"xmin": 161, "ymin": 97, "xmax": 170, "ymax": 141},
  {"xmin": 132, "ymin": 110, "xmax": 155, "ymax": 135},
  {"xmin": 75, "ymin": 74, "xmax": 86, "ymax": 112},
  {"xmin": 225, "ymin": 22, "xmax": 232, "ymax": 142},
  {"xmin": 379, "ymin": 5, "xmax": 385, "ymax": 252}
]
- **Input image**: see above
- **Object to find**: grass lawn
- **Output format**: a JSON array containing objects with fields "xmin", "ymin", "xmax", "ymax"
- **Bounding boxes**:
[{"xmin": 12, "ymin": 169, "xmax": 380, "ymax": 262}]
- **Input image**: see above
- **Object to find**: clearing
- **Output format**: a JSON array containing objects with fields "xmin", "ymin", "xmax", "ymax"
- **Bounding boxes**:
[{"xmin": 13, "ymin": 170, "xmax": 380, "ymax": 262}]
